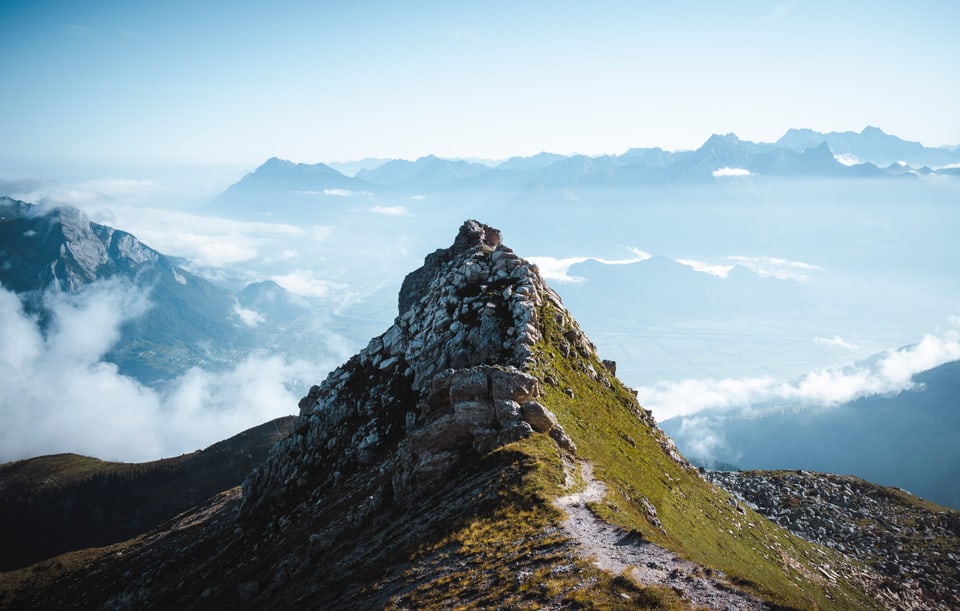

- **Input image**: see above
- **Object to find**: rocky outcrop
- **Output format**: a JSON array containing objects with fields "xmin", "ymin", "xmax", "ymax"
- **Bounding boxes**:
[
  {"xmin": 242, "ymin": 220, "xmax": 589, "ymax": 514},
  {"xmin": 707, "ymin": 470, "xmax": 960, "ymax": 610}
]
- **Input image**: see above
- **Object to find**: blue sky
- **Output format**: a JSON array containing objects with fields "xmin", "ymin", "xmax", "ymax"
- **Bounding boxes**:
[{"xmin": 2, "ymin": 1, "xmax": 958, "ymax": 165}]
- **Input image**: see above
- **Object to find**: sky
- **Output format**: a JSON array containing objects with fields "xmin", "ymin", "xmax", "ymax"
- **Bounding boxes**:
[{"xmin": 2, "ymin": 0, "xmax": 959, "ymax": 166}]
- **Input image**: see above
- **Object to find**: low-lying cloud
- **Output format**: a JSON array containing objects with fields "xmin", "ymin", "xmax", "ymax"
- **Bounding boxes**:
[
  {"xmin": 637, "ymin": 323, "xmax": 960, "ymax": 421},
  {"xmin": 528, "ymin": 248, "xmax": 652, "ymax": 283},
  {"xmin": 0, "ymin": 280, "xmax": 322, "ymax": 463},
  {"xmin": 815, "ymin": 335, "xmax": 859, "ymax": 350},
  {"xmin": 727, "ymin": 255, "xmax": 822, "ymax": 281},
  {"xmin": 675, "ymin": 258, "xmax": 735, "ymax": 278},
  {"xmin": 712, "ymin": 167, "xmax": 751, "ymax": 177}
]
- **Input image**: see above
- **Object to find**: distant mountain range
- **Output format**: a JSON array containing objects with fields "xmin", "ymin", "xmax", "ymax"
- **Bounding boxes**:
[
  {"xmin": 661, "ymin": 359, "xmax": 960, "ymax": 509},
  {"xmin": 210, "ymin": 127, "xmax": 960, "ymax": 216}
]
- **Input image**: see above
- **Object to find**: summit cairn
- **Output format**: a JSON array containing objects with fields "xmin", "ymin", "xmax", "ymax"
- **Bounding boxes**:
[{"xmin": 242, "ymin": 220, "xmax": 581, "ymax": 512}]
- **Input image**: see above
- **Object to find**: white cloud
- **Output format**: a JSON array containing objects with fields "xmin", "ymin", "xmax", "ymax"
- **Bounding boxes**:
[
  {"xmin": 815, "ymin": 335, "xmax": 859, "ymax": 350},
  {"xmin": 0, "ymin": 280, "xmax": 321, "ymax": 463},
  {"xmin": 293, "ymin": 188, "xmax": 372, "ymax": 197},
  {"xmin": 527, "ymin": 256, "xmax": 591, "ymax": 283},
  {"xmin": 528, "ymin": 247, "xmax": 652, "ymax": 283},
  {"xmin": 834, "ymin": 154, "xmax": 860, "ymax": 166},
  {"xmin": 233, "ymin": 304, "xmax": 266, "ymax": 327},
  {"xmin": 678, "ymin": 416, "xmax": 734, "ymax": 461},
  {"xmin": 675, "ymin": 258, "xmax": 735, "ymax": 278},
  {"xmin": 271, "ymin": 270, "xmax": 342, "ymax": 298},
  {"xmin": 371, "ymin": 205, "xmax": 409, "ymax": 216},
  {"xmin": 638, "ymin": 323, "xmax": 960, "ymax": 421},
  {"xmin": 712, "ymin": 167, "xmax": 751, "ymax": 177},
  {"xmin": 636, "ymin": 376, "xmax": 775, "ymax": 421},
  {"xmin": 727, "ymin": 255, "xmax": 822, "ymax": 281},
  {"xmin": 36, "ymin": 179, "xmax": 159, "ymax": 207},
  {"xmin": 79, "ymin": 207, "xmax": 309, "ymax": 268}
]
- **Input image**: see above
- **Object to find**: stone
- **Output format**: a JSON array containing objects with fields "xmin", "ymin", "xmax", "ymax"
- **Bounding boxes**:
[
  {"xmin": 489, "ymin": 367, "xmax": 538, "ymax": 403},
  {"xmin": 522, "ymin": 401, "xmax": 558, "ymax": 433}
]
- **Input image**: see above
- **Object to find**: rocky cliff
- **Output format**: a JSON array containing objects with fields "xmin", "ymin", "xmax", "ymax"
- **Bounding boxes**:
[{"xmin": 4, "ymin": 220, "xmax": 950, "ymax": 610}]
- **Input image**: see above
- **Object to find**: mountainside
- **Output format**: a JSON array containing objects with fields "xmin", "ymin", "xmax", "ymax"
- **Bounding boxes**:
[
  {"xmin": 0, "ymin": 198, "xmax": 344, "ymax": 387},
  {"xmin": 0, "ymin": 417, "xmax": 295, "ymax": 572},
  {"xmin": 662, "ymin": 359, "xmax": 960, "ymax": 510},
  {"xmin": 0, "ymin": 198, "xmax": 258, "ymax": 383},
  {"xmin": 2, "ymin": 220, "xmax": 931, "ymax": 610}
]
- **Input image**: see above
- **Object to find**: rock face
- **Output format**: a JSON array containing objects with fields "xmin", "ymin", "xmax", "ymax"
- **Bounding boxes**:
[{"xmin": 243, "ymin": 220, "xmax": 583, "ymax": 513}]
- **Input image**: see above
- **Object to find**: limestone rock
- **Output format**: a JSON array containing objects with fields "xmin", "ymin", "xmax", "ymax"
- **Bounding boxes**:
[
  {"xmin": 522, "ymin": 401, "xmax": 558, "ymax": 433},
  {"xmin": 243, "ymin": 219, "xmax": 618, "ymax": 513}
]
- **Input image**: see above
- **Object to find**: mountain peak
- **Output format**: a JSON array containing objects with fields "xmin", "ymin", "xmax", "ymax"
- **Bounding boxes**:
[
  {"xmin": 861, "ymin": 125, "xmax": 887, "ymax": 137},
  {"xmin": 242, "ymin": 219, "xmax": 583, "ymax": 513}
]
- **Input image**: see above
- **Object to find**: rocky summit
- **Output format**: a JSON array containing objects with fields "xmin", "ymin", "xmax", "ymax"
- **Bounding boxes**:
[
  {"xmin": 2, "ymin": 220, "xmax": 957, "ymax": 610},
  {"xmin": 242, "ymin": 220, "xmax": 577, "ymax": 517}
]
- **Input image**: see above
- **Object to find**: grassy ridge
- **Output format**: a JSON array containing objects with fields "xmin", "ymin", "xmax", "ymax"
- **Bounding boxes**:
[{"xmin": 530, "ymin": 301, "xmax": 880, "ymax": 610}]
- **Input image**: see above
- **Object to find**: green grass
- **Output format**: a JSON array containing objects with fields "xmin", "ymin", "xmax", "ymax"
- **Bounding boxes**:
[
  {"xmin": 528, "ymin": 301, "xmax": 881, "ymax": 610},
  {"xmin": 381, "ymin": 435, "xmax": 690, "ymax": 610}
]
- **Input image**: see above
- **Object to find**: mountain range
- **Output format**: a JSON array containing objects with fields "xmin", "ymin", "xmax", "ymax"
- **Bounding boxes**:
[
  {"xmin": 211, "ymin": 127, "xmax": 960, "ymax": 217},
  {"xmin": 1, "ymin": 221, "xmax": 957, "ymax": 609}
]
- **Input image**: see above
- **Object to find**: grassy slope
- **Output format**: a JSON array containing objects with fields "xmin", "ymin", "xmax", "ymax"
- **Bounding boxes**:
[
  {"xmin": 0, "ymin": 417, "xmax": 294, "ymax": 572},
  {"xmin": 529, "ymin": 301, "xmax": 880, "ymax": 610}
]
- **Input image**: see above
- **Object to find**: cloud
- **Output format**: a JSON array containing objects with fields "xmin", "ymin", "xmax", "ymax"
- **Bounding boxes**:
[
  {"xmin": 727, "ymin": 255, "xmax": 822, "ymax": 281},
  {"xmin": 636, "ymin": 376, "xmax": 775, "ymax": 421},
  {"xmin": 832, "ymin": 154, "xmax": 859, "ymax": 166},
  {"xmin": 528, "ymin": 247, "xmax": 652, "ymax": 283},
  {"xmin": 638, "ymin": 323, "xmax": 960, "ymax": 421},
  {"xmin": 815, "ymin": 335, "xmax": 859, "ymax": 350},
  {"xmin": 712, "ymin": 167, "xmax": 751, "ymax": 177},
  {"xmin": 271, "ymin": 270, "xmax": 343, "ymax": 298},
  {"xmin": 677, "ymin": 416, "xmax": 734, "ymax": 462},
  {"xmin": 294, "ymin": 189, "xmax": 372, "ymax": 197},
  {"xmin": 371, "ymin": 205, "xmax": 409, "ymax": 216},
  {"xmin": 0, "ymin": 280, "xmax": 323, "ymax": 463},
  {"xmin": 80, "ymin": 207, "xmax": 309, "ymax": 268},
  {"xmin": 527, "ymin": 256, "xmax": 591, "ymax": 283},
  {"xmin": 233, "ymin": 304, "xmax": 265, "ymax": 327},
  {"xmin": 675, "ymin": 258, "xmax": 735, "ymax": 278},
  {"xmin": 36, "ymin": 179, "xmax": 159, "ymax": 208}
]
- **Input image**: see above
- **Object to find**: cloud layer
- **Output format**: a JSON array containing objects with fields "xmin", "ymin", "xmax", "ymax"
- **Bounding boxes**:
[
  {"xmin": 638, "ymin": 324, "xmax": 960, "ymax": 421},
  {"xmin": 0, "ymin": 280, "xmax": 324, "ymax": 463}
]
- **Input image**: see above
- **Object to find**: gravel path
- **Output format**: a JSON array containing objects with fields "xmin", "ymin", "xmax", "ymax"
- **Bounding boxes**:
[{"xmin": 555, "ymin": 461, "xmax": 766, "ymax": 610}]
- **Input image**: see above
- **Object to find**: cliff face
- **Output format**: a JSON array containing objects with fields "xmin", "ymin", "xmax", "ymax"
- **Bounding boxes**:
[
  {"xmin": 242, "ymin": 220, "xmax": 579, "ymax": 518},
  {"xmin": 6, "ymin": 220, "xmax": 951, "ymax": 610}
]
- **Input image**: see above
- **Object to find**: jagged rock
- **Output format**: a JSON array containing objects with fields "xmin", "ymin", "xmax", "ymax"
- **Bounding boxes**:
[
  {"xmin": 243, "ymin": 220, "xmax": 602, "ymax": 513},
  {"xmin": 522, "ymin": 401, "xmax": 558, "ymax": 433},
  {"xmin": 549, "ymin": 424, "xmax": 577, "ymax": 454}
]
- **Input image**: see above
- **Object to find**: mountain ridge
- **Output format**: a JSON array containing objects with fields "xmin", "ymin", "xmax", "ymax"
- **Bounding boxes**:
[
  {"xmin": 1, "ymin": 219, "xmax": 918, "ymax": 609},
  {"xmin": 208, "ymin": 127, "xmax": 960, "ymax": 212}
]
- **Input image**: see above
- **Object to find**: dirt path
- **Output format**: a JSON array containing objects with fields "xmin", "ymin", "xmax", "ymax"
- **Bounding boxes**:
[{"xmin": 555, "ymin": 461, "xmax": 765, "ymax": 610}]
